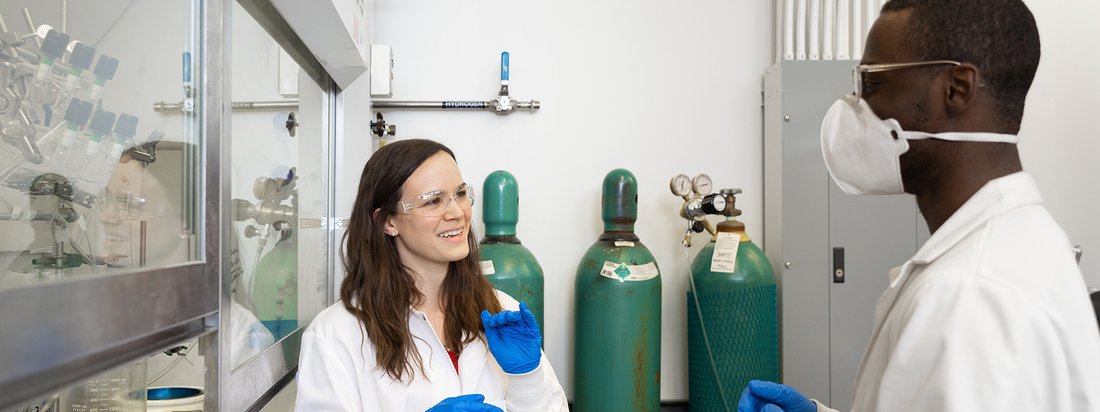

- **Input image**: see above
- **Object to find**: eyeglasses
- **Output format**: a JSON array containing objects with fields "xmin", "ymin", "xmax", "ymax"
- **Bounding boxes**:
[
  {"xmin": 852, "ymin": 60, "xmax": 961, "ymax": 98},
  {"xmin": 398, "ymin": 183, "xmax": 475, "ymax": 217}
]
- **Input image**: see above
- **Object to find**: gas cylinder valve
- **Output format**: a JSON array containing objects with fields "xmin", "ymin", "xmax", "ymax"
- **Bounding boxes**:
[
  {"xmin": 670, "ymin": 173, "xmax": 721, "ymax": 245},
  {"xmin": 714, "ymin": 188, "xmax": 743, "ymax": 217},
  {"xmin": 670, "ymin": 174, "xmax": 749, "ymax": 247}
]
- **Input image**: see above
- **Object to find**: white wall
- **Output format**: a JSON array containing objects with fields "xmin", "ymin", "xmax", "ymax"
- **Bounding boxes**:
[
  {"xmin": 372, "ymin": 0, "xmax": 773, "ymax": 400},
  {"xmin": 1019, "ymin": 0, "xmax": 1100, "ymax": 288}
]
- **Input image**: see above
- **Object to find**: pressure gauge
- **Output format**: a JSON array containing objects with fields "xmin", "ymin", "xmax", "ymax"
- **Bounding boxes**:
[
  {"xmin": 670, "ymin": 174, "xmax": 692, "ymax": 196},
  {"xmin": 692, "ymin": 174, "xmax": 713, "ymax": 195}
]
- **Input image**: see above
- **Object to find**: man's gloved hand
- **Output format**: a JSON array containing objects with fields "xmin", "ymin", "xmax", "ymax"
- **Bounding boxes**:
[
  {"xmin": 480, "ymin": 301, "xmax": 542, "ymax": 374},
  {"xmin": 426, "ymin": 394, "xmax": 503, "ymax": 412},
  {"xmin": 737, "ymin": 380, "xmax": 816, "ymax": 412}
]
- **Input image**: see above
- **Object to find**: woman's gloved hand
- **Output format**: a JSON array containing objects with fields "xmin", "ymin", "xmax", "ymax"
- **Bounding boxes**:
[
  {"xmin": 426, "ymin": 394, "xmax": 503, "ymax": 412},
  {"xmin": 737, "ymin": 380, "xmax": 816, "ymax": 412},
  {"xmin": 480, "ymin": 301, "xmax": 542, "ymax": 374}
]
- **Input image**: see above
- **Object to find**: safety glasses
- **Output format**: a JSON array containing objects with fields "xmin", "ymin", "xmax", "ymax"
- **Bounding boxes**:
[
  {"xmin": 852, "ymin": 60, "xmax": 961, "ymax": 98},
  {"xmin": 397, "ymin": 183, "xmax": 475, "ymax": 217}
]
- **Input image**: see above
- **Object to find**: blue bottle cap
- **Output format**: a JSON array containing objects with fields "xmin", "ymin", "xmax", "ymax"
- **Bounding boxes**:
[
  {"xmin": 93, "ymin": 55, "xmax": 119, "ymax": 80},
  {"xmin": 89, "ymin": 110, "xmax": 117, "ymax": 135},
  {"xmin": 68, "ymin": 42, "xmax": 96, "ymax": 70},
  {"xmin": 41, "ymin": 30, "xmax": 70, "ymax": 59},
  {"xmin": 114, "ymin": 113, "xmax": 139, "ymax": 138},
  {"xmin": 64, "ymin": 99, "xmax": 94, "ymax": 124}
]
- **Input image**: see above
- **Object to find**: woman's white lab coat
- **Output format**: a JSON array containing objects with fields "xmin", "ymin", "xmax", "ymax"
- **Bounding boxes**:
[
  {"xmin": 295, "ymin": 290, "xmax": 568, "ymax": 411},
  {"xmin": 816, "ymin": 173, "xmax": 1100, "ymax": 411}
]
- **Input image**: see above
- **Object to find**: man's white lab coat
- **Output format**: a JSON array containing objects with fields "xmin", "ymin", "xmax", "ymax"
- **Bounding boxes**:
[
  {"xmin": 295, "ymin": 291, "xmax": 568, "ymax": 411},
  {"xmin": 817, "ymin": 172, "xmax": 1100, "ymax": 411}
]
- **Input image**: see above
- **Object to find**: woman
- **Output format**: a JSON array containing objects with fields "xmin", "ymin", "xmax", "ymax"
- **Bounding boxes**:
[{"xmin": 296, "ymin": 139, "xmax": 567, "ymax": 411}]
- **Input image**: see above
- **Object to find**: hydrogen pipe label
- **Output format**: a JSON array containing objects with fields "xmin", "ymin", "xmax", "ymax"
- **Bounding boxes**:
[{"xmin": 442, "ymin": 101, "xmax": 488, "ymax": 109}]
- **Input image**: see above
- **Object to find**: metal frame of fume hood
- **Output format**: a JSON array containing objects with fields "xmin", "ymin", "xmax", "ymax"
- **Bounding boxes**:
[{"xmin": 204, "ymin": 1, "xmax": 338, "ymax": 410}]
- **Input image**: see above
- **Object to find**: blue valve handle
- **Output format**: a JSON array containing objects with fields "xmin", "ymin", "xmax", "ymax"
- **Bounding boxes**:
[
  {"xmin": 500, "ymin": 51, "xmax": 509, "ymax": 82},
  {"xmin": 182, "ymin": 52, "xmax": 192, "ymax": 83}
]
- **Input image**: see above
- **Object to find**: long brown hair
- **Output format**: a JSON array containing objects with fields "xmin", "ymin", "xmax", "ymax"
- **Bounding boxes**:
[{"xmin": 340, "ymin": 138, "xmax": 503, "ymax": 382}]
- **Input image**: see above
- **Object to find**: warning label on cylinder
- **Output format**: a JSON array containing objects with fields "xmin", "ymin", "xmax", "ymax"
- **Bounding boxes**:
[
  {"xmin": 599, "ymin": 261, "xmax": 660, "ymax": 283},
  {"xmin": 711, "ymin": 232, "xmax": 741, "ymax": 273},
  {"xmin": 480, "ymin": 260, "xmax": 496, "ymax": 275}
]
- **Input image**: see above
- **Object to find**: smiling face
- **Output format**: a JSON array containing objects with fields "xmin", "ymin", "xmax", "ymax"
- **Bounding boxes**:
[{"xmin": 384, "ymin": 151, "xmax": 472, "ymax": 274}]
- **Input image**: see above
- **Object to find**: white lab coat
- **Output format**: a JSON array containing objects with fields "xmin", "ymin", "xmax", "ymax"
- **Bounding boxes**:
[
  {"xmin": 295, "ymin": 290, "xmax": 568, "ymax": 411},
  {"xmin": 816, "ymin": 172, "xmax": 1100, "ymax": 412}
]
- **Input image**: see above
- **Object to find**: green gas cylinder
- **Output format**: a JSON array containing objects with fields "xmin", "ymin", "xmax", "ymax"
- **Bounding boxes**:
[
  {"xmin": 479, "ymin": 170, "xmax": 545, "ymax": 335},
  {"xmin": 252, "ymin": 234, "xmax": 298, "ymax": 342},
  {"xmin": 687, "ymin": 190, "xmax": 778, "ymax": 412},
  {"xmin": 574, "ymin": 168, "xmax": 661, "ymax": 412}
]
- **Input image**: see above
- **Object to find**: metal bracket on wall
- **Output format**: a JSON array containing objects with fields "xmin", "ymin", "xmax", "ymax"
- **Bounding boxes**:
[
  {"xmin": 285, "ymin": 111, "xmax": 298, "ymax": 137},
  {"xmin": 370, "ymin": 112, "xmax": 396, "ymax": 138}
]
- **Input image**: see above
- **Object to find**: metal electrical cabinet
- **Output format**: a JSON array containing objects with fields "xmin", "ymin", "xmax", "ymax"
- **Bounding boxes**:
[{"xmin": 762, "ymin": 61, "xmax": 930, "ymax": 411}]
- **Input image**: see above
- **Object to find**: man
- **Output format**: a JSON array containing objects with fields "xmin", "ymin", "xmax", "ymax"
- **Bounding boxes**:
[{"xmin": 739, "ymin": 0, "xmax": 1100, "ymax": 411}]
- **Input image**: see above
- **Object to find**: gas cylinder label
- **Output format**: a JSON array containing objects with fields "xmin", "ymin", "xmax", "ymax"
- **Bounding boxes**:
[
  {"xmin": 600, "ymin": 261, "xmax": 660, "ymax": 282},
  {"xmin": 480, "ymin": 260, "xmax": 496, "ymax": 275},
  {"xmin": 711, "ymin": 232, "xmax": 741, "ymax": 273},
  {"xmin": 614, "ymin": 241, "xmax": 635, "ymax": 247}
]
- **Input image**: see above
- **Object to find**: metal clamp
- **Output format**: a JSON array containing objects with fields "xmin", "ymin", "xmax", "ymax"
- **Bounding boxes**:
[{"xmin": 370, "ymin": 112, "xmax": 396, "ymax": 138}]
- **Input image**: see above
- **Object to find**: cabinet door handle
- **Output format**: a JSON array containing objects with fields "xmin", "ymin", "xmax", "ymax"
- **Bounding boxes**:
[{"xmin": 833, "ymin": 247, "xmax": 845, "ymax": 283}]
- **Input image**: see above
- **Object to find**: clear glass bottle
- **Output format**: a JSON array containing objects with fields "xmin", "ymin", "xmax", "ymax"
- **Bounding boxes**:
[{"xmin": 60, "ymin": 360, "xmax": 147, "ymax": 412}]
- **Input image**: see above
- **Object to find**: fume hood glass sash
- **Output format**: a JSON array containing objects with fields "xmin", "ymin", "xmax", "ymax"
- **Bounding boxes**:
[{"xmin": 0, "ymin": 0, "xmax": 218, "ymax": 408}]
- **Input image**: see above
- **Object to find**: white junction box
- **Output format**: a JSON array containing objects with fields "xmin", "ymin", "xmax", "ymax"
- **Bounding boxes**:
[
  {"xmin": 278, "ymin": 50, "xmax": 300, "ymax": 98},
  {"xmin": 370, "ymin": 45, "xmax": 393, "ymax": 98}
]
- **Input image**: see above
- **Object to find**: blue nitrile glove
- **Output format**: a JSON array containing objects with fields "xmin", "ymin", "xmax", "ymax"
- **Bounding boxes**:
[
  {"xmin": 426, "ymin": 394, "xmax": 503, "ymax": 412},
  {"xmin": 480, "ymin": 301, "xmax": 542, "ymax": 374},
  {"xmin": 737, "ymin": 380, "xmax": 816, "ymax": 412}
]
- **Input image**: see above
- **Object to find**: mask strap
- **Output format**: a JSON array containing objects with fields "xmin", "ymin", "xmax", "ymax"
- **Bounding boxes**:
[{"xmin": 899, "ymin": 131, "xmax": 1019, "ymax": 144}]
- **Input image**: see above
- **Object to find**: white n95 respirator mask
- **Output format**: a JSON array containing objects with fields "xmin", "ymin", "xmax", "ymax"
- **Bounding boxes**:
[{"xmin": 819, "ymin": 94, "xmax": 1019, "ymax": 195}]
